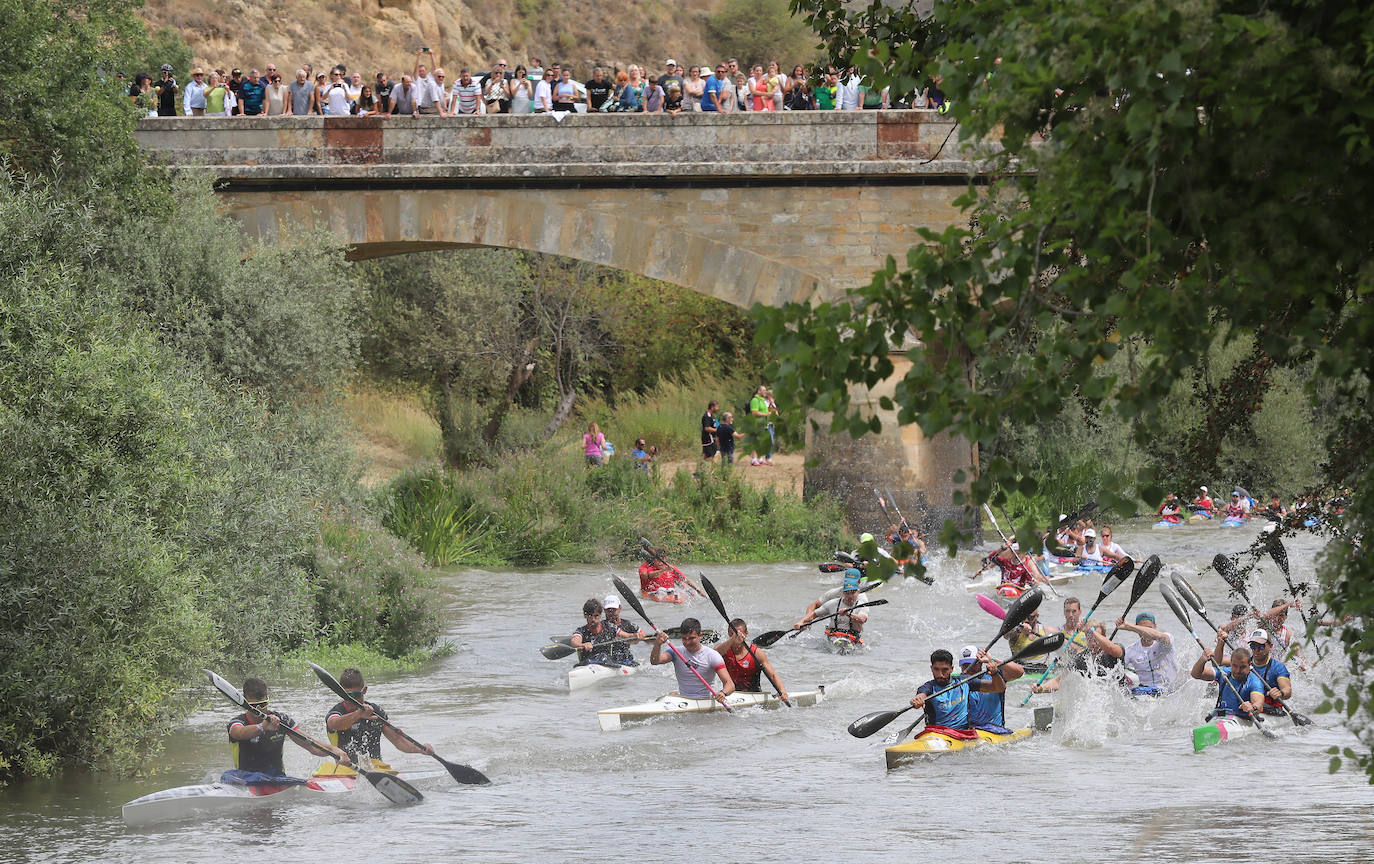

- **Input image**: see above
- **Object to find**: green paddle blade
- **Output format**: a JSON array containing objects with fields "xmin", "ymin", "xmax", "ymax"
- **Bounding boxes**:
[{"xmin": 1193, "ymin": 722, "xmax": 1223, "ymax": 752}]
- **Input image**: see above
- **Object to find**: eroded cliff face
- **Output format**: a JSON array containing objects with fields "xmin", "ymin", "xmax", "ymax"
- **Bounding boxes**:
[{"xmin": 141, "ymin": 0, "xmax": 716, "ymax": 80}]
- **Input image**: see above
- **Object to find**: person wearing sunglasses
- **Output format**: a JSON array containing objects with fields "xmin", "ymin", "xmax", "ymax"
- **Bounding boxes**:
[
  {"xmin": 322, "ymin": 668, "xmax": 435, "ymax": 770},
  {"xmin": 1215, "ymin": 627, "xmax": 1292, "ymax": 716},
  {"xmin": 227, "ymin": 677, "xmax": 349, "ymax": 777}
]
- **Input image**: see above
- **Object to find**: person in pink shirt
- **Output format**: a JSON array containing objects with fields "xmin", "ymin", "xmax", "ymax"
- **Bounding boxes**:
[{"xmin": 583, "ymin": 421, "xmax": 606, "ymax": 467}]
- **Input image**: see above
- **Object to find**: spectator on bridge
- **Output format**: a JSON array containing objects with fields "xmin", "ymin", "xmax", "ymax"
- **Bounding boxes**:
[
  {"xmin": 925, "ymin": 76, "xmax": 948, "ymax": 111},
  {"xmin": 684, "ymin": 66, "xmax": 704, "ymax": 111},
  {"xmin": 287, "ymin": 69, "xmax": 315, "ymax": 114},
  {"xmin": 766, "ymin": 61, "xmax": 787, "ymax": 111},
  {"xmin": 204, "ymin": 72, "xmax": 231, "ymax": 116},
  {"xmin": 314, "ymin": 73, "xmax": 330, "ymax": 114},
  {"xmin": 184, "ymin": 67, "xmax": 209, "ymax": 116},
  {"xmin": 527, "ymin": 58, "xmax": 544, "ymax": 81},
  {"xmin": 227, "ymin": 69, "xmax": 245, "ymax": 115},
  {"xmin": 658, "ymin": 59, "xmax": 684, "ymax": 100},
  {"xmin": 449, "ymin": 69, "xmax": 485, "ymax": 115},
  {"xmin": 354, "ymin": 85, "xmax": 378, "ymax": 116},
  {"xmin": 264, "ymin": 63, "xmax": 279, "ymax": 84},
  {"xmin": 375, "ymin": 72, "xmax": 393, "ymax": 113},
  {"xmin": 389, "ymin": 75, "xmax": 417, "ymax": 115},
  {"xmin": 482, "ymin": 61, "xmax": 509, "ymax": 113},
  {"xmin": 533, "ymin": 68, "xmax": 554, "ymax": 113},
  {"xmin": 415, "ymin": 62, "xmax": 445, "ymax": 115},
  {"xmin": 785, "ymin": 65, "xmax": 813, "ymax": 110},
  {"xmin": 703, "ymin": 63, "xmax": 727, "ymax": 112},
  {"xmin": 240, "ymin": 69, "xmax": 267, "ymax": 116},
  {"xmin": 814, "ymin": 67, "xmax": 838, "ymax": 110},
  {"xmin": 619, "ymin": 66, "xmax": 646, "ymax": 111},
  {"xmin": 552, "ymin": 68, "xmax": 577, "ymax": 112},
  {"xmin": 155, "ymin": 64, "xmax": 179, "ymax": 116},
  {"xmin": 860, "ymin": 79, "xmax": 889, "ymax": 110},
  {"xmin": 324, "ymin": 69, "xmax": 350, "ymax": 116},
  {"xmin": 664, "ymin": 83, "xmax": 684, "ymax": 115},
  {"xmin": 509, "ymin": 66, "xmax": 533, "ymax": 114},
  {"xmin": 131, "ymin": 73, "xmax": 158, "ymax": 118},
  {"xmin": 585, "ymin": 67, "xmax": 613, "ymax": 112},
  {"xmin": 748, "ymin": 65, "xmax": 775, "ymax": 111},
  {"xmin": 643, "ymin": 76, "xmax": 665, "ymax": 114},
  {"xmin": 264, "ymin": 72, "xmax": 288, "ymax": 115},
  {"xmin": 346, "ymin": 72, "xmax": 363, "ymax": 108},
  {"xmin": 836, "ymin": 68, "xmax": 862, "ymax": 110}
]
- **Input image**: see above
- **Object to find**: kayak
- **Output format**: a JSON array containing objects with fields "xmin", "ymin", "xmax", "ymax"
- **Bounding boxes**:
[
  {"xmin": 1193, "ymin": 715, "xmax": 1267, "ymax": 751},
  {"xmin": 641, "ymin": 590, "xmax": 687, "ymax": 604},
  {"xmin": 965, "ymin": 571, "xmax": 1075, "ymax": 593},
  {"xmin": 885, "ymin": 726, "xmax": 1033, "ymax": 769},
  {"xmin": 121, "ymin": 768, "xmax": 443, "ymax": 826},
  {"xmin": 1071, "ymin": 562, "xmax": 1114, "ymax": 574},
  {"xmin": 1152, "ymin": 519, "xmax": 1184, "ymax": 529},
  {"xmin": 597, "ymin": 688, "xmax": 824, "ymax": 732},
  {"xmin": 568, "ymin": 660, "xmax": 639, "ymax": 691},
  {"xmin": 825, "ymin": 629, "xmax": 865, "ymax": 653},
  {"xmin": 1188, "ymin": 510, "xmax": 1214, "ymax": 522},
  {"xmin": 1221, "ymin": 518, "xmax": 1248, "ymax": 527}
]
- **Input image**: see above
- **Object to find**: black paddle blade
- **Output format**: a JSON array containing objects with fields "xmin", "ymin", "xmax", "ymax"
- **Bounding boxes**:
[
  {"xmin": 612, "ymin": 577, "xmax": 656, "ymax": 631},
  {"xmin": 1267, "ymin": 537, "xmax": 1291, "ymax": 578},
  {"xmin": 752, "ymin": 629, "xmax": 787, "ymax": 648},
  {"xmin": 365, "ymin": 771, "xmax": 424, "ymax": 803},
  {"xmin": 308, "ymin": 661, "xmax": 353, "ymax": 703},
  {"xmin": 437, "ymin": 755, "xmax": 491, "ymax": 786},
  {"xmin": 1288, "ymin": 708, "xmax": 1313, "ymax": 727},
  {"xmin": 1160, "ymin": 583, "xmax": 1192, "ymax": 630},
  {"xmin": 1010, "ymin": 632, "xmax": 1065, "ymax": 662},
  {"xmin": 1170, "ymin": 571, "xmax": 1207, "ymax": 617},
  {"xmin": 993, "ymin": 586, "xmax": 1044, "ymax": 645},
  {"xmin": 541, "ymin": 643, "xmax": 577, "ymax": 660},
  {"xmin": 848, "ymin": 707, "xmax": 907, "ymax": 739},
  {"xmin": 834, "ymin": 551, "xmax": 859, "ymax": 565},
  {"xmin": 1212, "ymin": 553, "xmax": 1240, "ymax": 585}
]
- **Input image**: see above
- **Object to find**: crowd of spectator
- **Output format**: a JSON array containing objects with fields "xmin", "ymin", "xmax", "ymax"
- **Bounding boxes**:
[{"xmin": 134, "ymin": 50, "xmax": 950, "ymax": 118}]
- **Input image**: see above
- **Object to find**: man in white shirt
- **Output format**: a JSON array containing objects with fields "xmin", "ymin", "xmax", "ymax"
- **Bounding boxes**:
[
  {"xmin": 415, "ymin": 62, "xmax": 446, "ymax": 115},
  {"xmin": 836, "ymin": 68, "xmax": 862, "ymax": 110},
  {"xmin": 183, "ymin": 67, "xmax": 207, "ymax": 116},
  {"xmin": 448, "ymin": 68, "xmax": 485, "ymax": 114},
  {"xmin": 533, "ymin": 68, "xmax": 553, "ymax": 112},
  {"xmin": 650, "ymin": 618, "xmax": 734, "ymax": 704},
  {"xmin": 1103, "ymin": 611, "xmax": 1178, "ymax": 692}
]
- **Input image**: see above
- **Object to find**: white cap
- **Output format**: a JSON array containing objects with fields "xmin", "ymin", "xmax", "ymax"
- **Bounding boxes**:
[
  {"xmin": 665, "ymin": 58, "xmax": 677, "ymax": 66},
  {"xmin": 1263, "ymin": 522, "xmax": 1277, "ymax": 534},
  {"xmin": 958, "ymin": 645, "xmax": 979, "ymax": 665},
  {"xmin": 1083, "ymin": 528, "xmax": 1096, "ymax": 538},
  {"xmin": 1010, "ymin": 541, "xmax": 1020, "ymax": 551},
  {"xmin": 1200, "ymin": 485, "xmax": 1208, "ymax": 493},
  {"xmin": 603, "ymin": 595, "xmax": 621, "ymax": 610},
  {"xmin": 1058, "ymin": 513, "xmax": 1068, "ymax": 522},
  {"xmin": 1247, "ymin": 628, "xmax": 1270, "ymax": 645}
]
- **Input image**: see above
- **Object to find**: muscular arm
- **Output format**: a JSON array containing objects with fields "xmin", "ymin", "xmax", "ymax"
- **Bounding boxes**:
[
  {"xmin": 1087, "ymin": 628, "xmax": 1124, "ymax": 660},
  {"xmin": 716, "ymin": 665, "xmax": 735, "ymax": 697},
  {"xmin": 1191, "ymin": 650, "xmax": 1217, "ymax": 681},
  {"xmin": 753, "ymin": 646, "xmax": 788, "ymax": 701}
]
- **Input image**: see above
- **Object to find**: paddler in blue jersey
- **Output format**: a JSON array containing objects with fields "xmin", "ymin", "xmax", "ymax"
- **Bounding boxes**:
[
  {"xmin": 1218, "ymin": 627, "xmax": 1292, "ymax": 716},
  {"xmin": 957, "ymin": 644, "xmax": 1024, "ymax": 732},
  {"xmin": 908, "ymin": 648, "xmax": 1007, "ymax": 737},
  {"xmin": 1190, "ymin": 644, "xmax": 1265, "ymax": 719}
]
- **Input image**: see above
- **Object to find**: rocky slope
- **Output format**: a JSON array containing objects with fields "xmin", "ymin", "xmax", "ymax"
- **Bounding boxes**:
[{"xmin": 141, "ymin": 0, "xmax": 719, "ymax": 81}]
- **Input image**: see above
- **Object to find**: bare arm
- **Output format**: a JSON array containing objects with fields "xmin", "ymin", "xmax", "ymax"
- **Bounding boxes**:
[
  {"xmin": 754, "ymin": 647, "xmax": 788, "ymax": 701},
  {"xmin": 1191, "ymin": 649, "xmax": 1217, "ymax": 681}
]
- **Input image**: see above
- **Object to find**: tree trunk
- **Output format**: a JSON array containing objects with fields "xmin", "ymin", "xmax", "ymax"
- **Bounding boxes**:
[
  {"xmin": 435, "ymin": 368, "xmax": 463, "ymax": 468},
  {"xmin": 541, "ymin": 388, "xmax": 577, "ymax": 440},
  {"xmin": 481, "ymin": 336, "xmax": 539, "ymax": 447}
]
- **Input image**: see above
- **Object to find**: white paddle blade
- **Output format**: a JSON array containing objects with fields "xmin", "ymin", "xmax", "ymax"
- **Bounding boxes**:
[{"xmin": 204, "ymin": 669, "xmax": 247, "ymax": 709}]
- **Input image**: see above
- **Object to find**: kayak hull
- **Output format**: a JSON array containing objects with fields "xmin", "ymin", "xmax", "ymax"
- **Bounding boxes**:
[
  {"xmin": 1221, "ymin": 518, "xmax": 1247, "ymax": 528},
  {"xmin": 597, "ymin": 688, "xmax": 824, "ymax": 732},
  {"xmin": 640, "ymin": 590, "xmax": 686, "ymax": 604},
  {"xmin": 1193, "ymin": 715, "xmax": 1263, "ymax": 751},
  {"xmin": 885, "ymin": 727, "xmax": 1033, "ymax": 769},
  {"xmin": 965, "ymin": 571, "xmax": 1075, "ymax": 594},
  {"xmin": 825, "ymin": 629, "xmax": 865, "ymax": 654},
  {"xmin": 568, "ymin": 661, "xmax": 639, "ymax": 692}
]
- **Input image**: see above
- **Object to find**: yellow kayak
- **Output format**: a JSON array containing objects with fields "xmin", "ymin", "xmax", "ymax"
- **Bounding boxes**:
[{"xmin": 885, "ymin": 727, "xmax": 1033, "ymax": 769}]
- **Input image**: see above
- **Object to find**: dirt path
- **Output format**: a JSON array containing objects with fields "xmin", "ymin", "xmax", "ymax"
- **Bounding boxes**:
[{"xmin": 658, "ymin": 452, "xmax": 805, "ymax": 495}]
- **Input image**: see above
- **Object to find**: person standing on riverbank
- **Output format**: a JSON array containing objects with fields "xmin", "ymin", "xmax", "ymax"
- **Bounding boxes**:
[
  {"xmin": 583, "ymin": 421, "xmax": 606, "ymax": 467},
  {"xmin": 749, "ymin": 385, "xmax": 773, "ymax": 465},
  {"xmin": 701, "ymin": 400, "xmax": 719, "ymax": 461},
  {"xmin": 717, "ymin": 412, "xmax": 742, "ymax": 464}
]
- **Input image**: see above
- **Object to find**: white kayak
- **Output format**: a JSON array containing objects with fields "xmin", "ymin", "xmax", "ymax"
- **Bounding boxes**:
[
  {"xmin": 1192, "ymin": 715, "xmax": 1271, "ymax": 751},
  {"xmin": 121, "ymin": 769, "xmax": 444, "ymax": 827},
  {"xmin": 597, "ymin": 688, "xmax": 825, "ymax": 732},
  {"xmin": 568, "ymin": 661, "xmax": 640, "ymax": 691}
]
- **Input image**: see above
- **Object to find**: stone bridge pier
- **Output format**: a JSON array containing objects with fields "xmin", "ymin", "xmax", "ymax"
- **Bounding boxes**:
[{"xmin": 136, "ymin": 111, "xmax": 983, "ymax": 534}]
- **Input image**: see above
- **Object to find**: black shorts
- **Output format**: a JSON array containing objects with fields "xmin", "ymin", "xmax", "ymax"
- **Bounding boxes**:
[{"xmin": 702, "ymin": 444, "xmax": 718, "ymax": 459}]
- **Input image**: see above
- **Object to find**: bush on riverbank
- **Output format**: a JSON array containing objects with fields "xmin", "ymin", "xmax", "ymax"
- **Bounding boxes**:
[{"xmin": 381, "ymin": 455, "xmax": 848, "ymax": 568}]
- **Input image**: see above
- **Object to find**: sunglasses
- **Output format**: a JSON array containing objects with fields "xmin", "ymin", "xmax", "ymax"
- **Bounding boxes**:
[
  {"xmin": 1248, "ymin": 642, "xmax": 1267, "ymax": 650},
  {"xmin": 247, "ymin": 700, "xmax": 269, "ymax": 710}
]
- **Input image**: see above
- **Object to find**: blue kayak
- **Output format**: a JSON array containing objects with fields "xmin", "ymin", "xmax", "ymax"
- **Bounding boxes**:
[
  {"xmin": 1221, "ymin": 518, "xmax": 1247, "ymax": 527},
  {"xmin": 1073, "ymin": 562, "xmax": 1114, "ymax": 574},
  {"xmin": 1152, "ymin": 519, "xmax": 1184, "ymax": 529}
]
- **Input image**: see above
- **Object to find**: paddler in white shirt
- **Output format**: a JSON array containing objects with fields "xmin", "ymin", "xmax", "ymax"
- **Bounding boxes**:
[
  {"xmin": 601, "ymin": 594, "xmax": 644, "ymax": 665},
  {"xmin": 1097, "ymin": 526, "xmax": 1128, "ymax": 563},
  {"xmin": 1075, "ymin": 528, "xmax": 1105, "ymax": 565},
  {"xmin": 651, "ymin": 617, "xmax": 735, "ymax": 704},
  {"xmin": 1093, "ymin": 611, "xmax": 1178, "ymax": 694},
  {"xmin": 794, "ymin": 570, "xmax": 869, "ymax": 638}
]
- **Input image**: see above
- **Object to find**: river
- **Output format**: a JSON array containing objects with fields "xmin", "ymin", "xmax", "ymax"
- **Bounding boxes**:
[{"xmin": 2, "ymin": 523, "xmax": 1371, "ymax": 863}]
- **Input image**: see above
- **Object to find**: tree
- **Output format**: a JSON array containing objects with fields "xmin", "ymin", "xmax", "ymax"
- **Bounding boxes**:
[
  {"xmin": 763, "ymin": 0, "xmax": 1374, "ymax": 776},
  {"xmin": 706, "ymin": 0, "xmax": 819, "ymax": 70}
]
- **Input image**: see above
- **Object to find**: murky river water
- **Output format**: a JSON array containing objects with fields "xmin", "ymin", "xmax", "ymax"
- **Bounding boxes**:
[{"xmin": 2, "ymin": 524, "xmax": 1371, "ymax": 863}]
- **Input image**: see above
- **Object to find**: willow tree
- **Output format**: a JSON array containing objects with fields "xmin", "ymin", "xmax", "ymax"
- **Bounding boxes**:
[{"xmin": 759, "ymin": 0, "xmax": 1373, "ymax": 776}]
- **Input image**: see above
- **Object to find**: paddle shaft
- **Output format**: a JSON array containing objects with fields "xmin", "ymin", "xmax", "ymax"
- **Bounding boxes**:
[
  {"xmin": 1267, "ymin": 537, "xmax": 1315, "ymax": 630},
  {"xmin": 1107, "ymin": 557, "xmax": 1163, "ymax": 641},
  {"xmin": 1179, "ymin": 625, "xmax": 1274, "ymax": 736},
  {"xmin": 700, "ymin": 576, "xmax": 790, "ymax": 705},
  {"xmin": 614, "ymin": 577, "xmax": 731, "ymax": 711},
  {"xmin": 639, "ymin": 539, "xmax": 704, "ymax": 597},
  {"xmin": 983, "ymin": 503, "xmax": 1059, "ymax": 598},
  {"xmin": 1022, "ymin": 593, "xmax": 1112, "ymax": 696},
  {"xmin": 757, "ymin": 599, "xmax": 889, "ymax": 645},
  {"xmin": 882, "ymin": 487, "xmax": 909, "ymax": 530}
]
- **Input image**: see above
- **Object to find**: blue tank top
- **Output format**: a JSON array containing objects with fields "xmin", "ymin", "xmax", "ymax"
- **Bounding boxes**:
[
  {"xmin": 966, "ymin": 673, "xmax": 1005, "ymax": 729},
  {"xmin": 1214, "ymin": 669, "xmax": 1266, "ymax": 715},
  {"xmin": 917, "ymin": 676, "xmax": 972, "ymax": 728}
]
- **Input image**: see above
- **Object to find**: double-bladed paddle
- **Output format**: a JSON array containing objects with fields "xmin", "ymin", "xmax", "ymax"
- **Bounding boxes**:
[
  {"xmin": 540, "ymin": 635, "xmax": 644, "ymax": 661},
  {"xmin": 203, "ymin": 669, "xmax": 424, "ymax": 804},
  {"xmin": 700, "ymin": 575, "xmax": 790, "ymax": 706},
  {"xmin": 751, "ymin": 599, "xmax": 890, "ymax": 647},
  {"xmin": 638, "ymin": 537, "xmax": 705, "ymax": 597},
  {"xmin": 983, "ymin": 503, "xmax": 1059, "ymax": 598},
  {"xmin": 1211, "ymin": 554, "xmax": 1257, "ymax": 607},
  {"xmin": 613, "ymin": 576, "xmax": 732, "ymax": 712},
  {"xmin": 1264, "ymin": 533, "xmax": 1314, "ymax": 630},
  {"xmin": 307, "ymin": 662, "xmax": 491, "ymax": 785},
  {"xmin": 1108, "ymin": 555, "xmax": 1163, "ymax": 640},
  {"xmin": 1021, "ymin": 557, "xmax": 1135, "ymax": 701},
  {"xmin": 1168, "ymin": 574, "xmax": 1312, "ymax": 727},
  {"xmin": 1159, "ymin": 585, "xmax": 1278, "ymax": 739},
  {"xmin": 847, "ymin": 588, "xmax": 1048, "ymax": 739}
]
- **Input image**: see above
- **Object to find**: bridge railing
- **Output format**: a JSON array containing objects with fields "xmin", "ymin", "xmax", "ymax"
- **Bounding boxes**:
[{"xmin": 136, "ymin": 111, "xmax": 983, "ymax": 180}]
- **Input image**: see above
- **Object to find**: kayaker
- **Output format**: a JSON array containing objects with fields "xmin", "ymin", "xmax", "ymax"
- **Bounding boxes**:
[
  {"xmin": 719, "ymin": 618, "xmax": 789, "ymax": 701},
  {"xmin": 571, "ymin": 598, "xmax": 618, "ymax": 665},
  {"xmin": 886, "ymin": 522, "xmax": 927, "ymax": 560},
  {"xmin": 1191, "ymin": 486, "xmax": 1214, "ymax": 517},
  {"xmin": 1075, "ymin": 528, "xmax": 1105, "ymax": 565},
  {"xmin": 981, "ymin": 540, "xmax": 1036, "ymax": 591},
  {"xmin": 324, "ymin": 668, "xmax": 436, "ymax": 768},
  {"xmin": 602, "ymin": 594, "xmax": 643, "ymax": 665},
  {"xmin": 1102, "ymin": 611, "xmax": 1178, "ymax": 693},
  {"xmin": 958, "ymin": 644, "xmax": 1024, "ymax": 731},
  {"xmin": 637, "ymin": 551, "xmax": 704, "ymax": 600},
  {"xmin": 1045, "ymin": 514, "xmax": 1076, "ymax": 557},
  {"xmin": 908, "ymin": 648, "xmax": 1007, "ymax": 733},
  {"xmin": 1157, "ymin": 493, "xmax": 1183, "ymax": 524},
  {"xmin": 1007, "ymin": 607, "xmax": 1055, "ymax": 663},
  {"xmin": 227, "ymin": 678, "xmax": 350, "ymax": 778},
  {"xmin": 1190, "ymin": 644, "xmax": 1265, "ymax": 720},
  {"xmin": 1219, "ymin": 627, "xmax": 1292, "ymax": 716},
  {"xmin": 1258, "ymin": 494, "xmax": 1288, "ymax": 522},
  {"xmin": 1225, "ymin": 491, "xmax": 1250, "ymax": 520},
  {"xmin": 1098, "ymin": 526, "xmax": 1128, "ymax": 563},
  {"xmin": 794, "ymin": 570, "xmax": 869, "ymax": 638},
  {"xmin": 1058, "ymin": 596, "xmax": 1098, "ymax": 656},
  {"xmin": 1031, "ymin": 599, "xmax": 1117, "ymax": 693},
  {"xmin": 650, "ymin": 617, "xmax": 735, "ymax": 703},
  {"xmin": 1260, "ymin": 597, "xmax": 1301, "ymax": 652}
]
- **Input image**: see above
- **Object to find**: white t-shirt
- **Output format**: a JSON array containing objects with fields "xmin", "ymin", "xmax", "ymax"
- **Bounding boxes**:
[
  {"xmin": 837, "ymin": 75, "xmax": 862, "ymax": 109},
  {"xmin": 325, "ymin": 84, "xmax": 350, "ymax": 116},
  {"xmin": 415, "ymin": 74, "xmax": 441, "ymax": 109},
  {"xmin": 1101, "ymin": 541, "xmax": 1127, "ymax": 559},
  {"xmin": 668, "ymin": 644, "xmax": 725, "ymax": 699},
  {"xmin": 533, "ymin": 79, "xmax": 552, "ymax": 111},
  {"xmin": 720, "ymin": 79, "xmax": 737, "ymax": 111},
  {"xmin": 814, "ymin": 593, "xmax": 869, "ymax": 631},
  {"xmin": 1123, "ymin": 636, "xmax": 1177, "ymax": 690},
  {"xmin": 1079, "ymin": 542, "xmax": 1104, "ymax": 564}
]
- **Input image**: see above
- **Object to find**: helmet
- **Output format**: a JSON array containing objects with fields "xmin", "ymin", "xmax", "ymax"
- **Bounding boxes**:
[
  {"xmin": 160, "ymin": 63, "xmax": 174, "ymax": 72},
  {"xmin": 858, "ymin": 532, "xmax": 875, "ymax": 543}
]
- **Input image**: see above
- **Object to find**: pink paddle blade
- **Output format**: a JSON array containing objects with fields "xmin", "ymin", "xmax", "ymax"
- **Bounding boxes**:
[{"xmin": 977, "ymin": 594, "xmax": 1008, "ymax": 619}]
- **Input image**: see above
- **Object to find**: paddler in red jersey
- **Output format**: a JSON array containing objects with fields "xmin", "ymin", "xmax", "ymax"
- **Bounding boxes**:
[
  {"xmin": 1157, "ymin": 492, "xmax": 1184, "ymax": 523},
  {"xmin": 982, "ymin": 540, "xmax": 1037, "ymax": 593},
  {"xmin": 1191, "ymin": 485, "xmax": 1215, "ymax": 518},
  {"xmin": 717, "ymin": 618, "xmax": 790, "ymax": 701},
  {"xmin": 637, "ymin": 552, "xmax": 702, "ymax": 601}
]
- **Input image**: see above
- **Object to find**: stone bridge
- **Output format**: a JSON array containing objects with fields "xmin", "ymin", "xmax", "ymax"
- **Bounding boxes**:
[{"xmin": 136, "ymin": 111, "xmax": 984, "ymax": 534}]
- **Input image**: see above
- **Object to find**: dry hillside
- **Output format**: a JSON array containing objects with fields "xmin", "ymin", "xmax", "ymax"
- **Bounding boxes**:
[{"xmin": 141, "ymin": 0, "xmax": 720, "ymax": 80}]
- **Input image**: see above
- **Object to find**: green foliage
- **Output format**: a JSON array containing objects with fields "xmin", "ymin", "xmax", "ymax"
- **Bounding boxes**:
[
  {"xmin": 706, "ymin": 0, "xmax": 819, "ymax": 69},
  {"xmin": 381, "ymin": 454, "xmax": 847, "ymax": 569},
  {"xmin": 775, "ymin": 0, "xmax": 1374, "ymax": 779},
  {"xmin": 579, "ymin": 371, "xmax": 757, "ymax": 458},
  {"xmin": 280, "ymin": 640, "xmax": 442, "ymax": 680}
]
